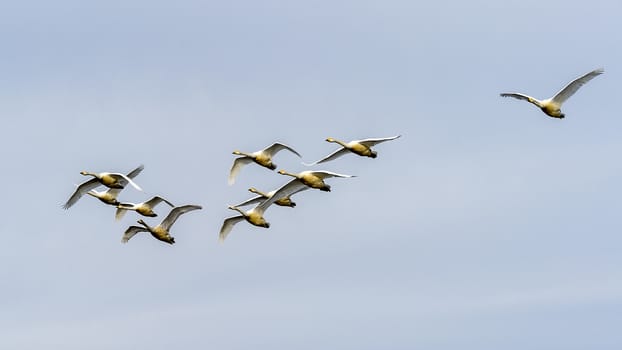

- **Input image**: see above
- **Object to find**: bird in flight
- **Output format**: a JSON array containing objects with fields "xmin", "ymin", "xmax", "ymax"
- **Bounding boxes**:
[
  {"xmin": 228, "ymin": 142, "xmax": 301, "ymax": 185},
  {"xmin": 63, "ymin": 165, "xmax": 144, "ymax": 209},
  {"xmin": 500, "ymin": 68, "xmax": 604, "ymax": 118},
  {"xmin": 304, "ymin": 135, "xmax": 401, "ymax": 165},
  {"xmin": 122, "ymin": 205, "xmax": 202, "ymax": 245}
]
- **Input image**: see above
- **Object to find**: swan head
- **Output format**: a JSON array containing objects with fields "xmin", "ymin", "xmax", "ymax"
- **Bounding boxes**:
[
  {"xmin": 232, "ymin": 150, "xmax": 243, "ymax": 155},
  {"xmin": 256, "ymin": 216, "xmax": 270, "ymax": 228},
  {"xmin": 80, "ymin": 171, "xmax": 92, "ymax": 176},
  {"xmin": 325, "ymin": 137, "xmax": 336, "ymax": 143},
  {"xmin": 248, "ymin": 188, "xmax": 258, "ymax": 193},
  {"xmin": 277, "ymin": 169, "xmax": 292, "ymax": 176}
]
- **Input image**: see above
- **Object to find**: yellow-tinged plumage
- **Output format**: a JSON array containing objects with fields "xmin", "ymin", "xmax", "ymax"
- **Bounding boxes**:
[
  {"xmin": 304, "ymin": 136, "xmax": 400, "ymax": 165},
  {"xmin": 63, "ymin": 165, "xmax": 144, "ymax": 209},
  {"xmin": 277, "ymin": 169, "xmax": 355, "ymax": 192},
  {"xmin": 228, "ymin": 142, "xmax": 301, "ymax": 185},
  {"xmin": 500, "ymin": 68, "xmax": 604, "ymax": 119},
  {"xmin": 122, "ymin": 205, "xmax": 201, "ymax": 245}
]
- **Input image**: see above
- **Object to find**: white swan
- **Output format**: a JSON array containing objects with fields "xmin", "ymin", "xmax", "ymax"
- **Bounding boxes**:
[
  {"xmin": 63, "ymin": 165, "xmax": 144, "ymax": 209},
  {"xmin": 85, "ymin": 188, "xmax": 123, "ymax": 206},
  {"xmin": 122, "ymin": 205, "xmax": 202, "ymax": 244},
  {"xmin": 219, "ymin": 179, "xmax": 311, "ymax": 242},
  {"xmin": 228, "ymin": 142, "xmax": 301, "ymax": 185},
  {"xmin": 232, "ymin": 186, "xmax": 308, "ymax": 208},
  {"xmin": 277, "ymin": 169, "xmax": 355, "ymax": 192},
  {"xmin": 304, "ymin": 135, "xmax": 401, "ymax": 165},
  {"xmin": 115, "ymin": 196, "xmax": 175, "ymax": 220},
  {"xmin": 500, "ymin": 68, "xmax": 604, "ymax": 118}
]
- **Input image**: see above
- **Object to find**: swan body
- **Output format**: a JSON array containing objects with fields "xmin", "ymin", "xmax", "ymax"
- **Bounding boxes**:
[
  {"xmin": 122, "ymin": 205, "xmax": 202, "ymax": 244},
  {"xmin": 115, "ymin": 196, "xmax": 175, "ymax": 220},
  {"xmin": 233, "ymin": 186, "xmax": 308, "ymax": 208},
  {"xmin": 86, "ymin": 188, "xmax": 123, "ymax": 206},
  {"xmin": 305, "ymin": 135, "xmax": 401, "ymax": 165},
  {"xmin": 63, "ymin": 165, "xmax": 144, "ymax": 209},
  {"xmin": 229, "ymin": 142, "xmax": 301, "ymax": 185},
  {"xmin": 500, "ymin": 68, "xmax": 604, "ymax": 118},
  {"xmin": 277, "ymin": 169, "xmax": 355, "ymax": 192},
  {"xmin": 219, "ymin": 179, "xmax": 312, "ymax": 242}
]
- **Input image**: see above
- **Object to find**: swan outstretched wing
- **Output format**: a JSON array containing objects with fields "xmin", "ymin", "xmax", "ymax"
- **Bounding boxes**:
[
  {"xmin": 122, "ymin": 226, "xmax": 149, "ymax": 243},
  {"xmin": 126, "ymin": 164, "xmax": 144, "ymax": 179},
  {"xmin": 103, "ymin": 187, "xmax": 123, "ymax": 198},
  {"xmin": 357, "ymin": 135, "xmax": 401, "ymax": 147},
  {"xmin": 219, "ymin": 215, "xmax": 245, "ymax": 243},
  {"xmin": 233, "ymin": 195, "xmax": 264, "ymax": 207},
  {"xmin": 310, "ymin": 170, "xmax": 356, "ymax": 179},
  {"xmin": 115, "ymin": 207, "xmax": 129, "ymax": 221},
  {"xmin": 145, "ymin": 196, "xmax": 174, "ymax": 209},
  {"xmin": 500, "ymin": 92, "xmax": 536, "ymax": 102},
  {"xmin": 551, "ymin": 68, "xmax": 604, "ymax": 104},
  {"xmin": 264, "ymin": 142, "xmax": 302, "ymax": 158},
  {"xmin": 228, "ymin": 157, "xmax": 253, "ymax": 185},
  {"xmin": 112, "ymin": 173, "xmax": 143, "ymax": 191},
  {"xmin": 256, "ymin": 180, "xmax": 308, "ymax": 214},
  {"xmin": 62, "ymin": 178, "xmax": 100, "ymax": 209},
  {"xmin": 303, "ymin": 148, "xmax": 350, "ymax": 166},
  {"xmin": 160, "ymin": 205, "xmax": 202, "ymax": 231}
]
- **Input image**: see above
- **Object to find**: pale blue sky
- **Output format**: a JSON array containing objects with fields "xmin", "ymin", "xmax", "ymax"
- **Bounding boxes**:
[{"xmin": 2, "ymin": 1, "xmax": 622, "ymax": 349}]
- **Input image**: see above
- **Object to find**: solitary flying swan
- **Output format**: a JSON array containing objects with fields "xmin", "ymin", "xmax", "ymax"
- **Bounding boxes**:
[
  {"xmin": 304, "ymin": 135, "xmax": 401, "ymax": 165},
  {"xmin": 228, "ymin": 142, "xmax": 301, "ymax": 185},
  {"xmin": 63, "ymin": 165, "xmax": 144, "ymax": 209},
  {"xmin": 500, "ymin": 68, "xmax": 604, "ymax": 118},
  {"xmin": 122, "ymin": 205, "xmax": 202, "ymax": 244}
]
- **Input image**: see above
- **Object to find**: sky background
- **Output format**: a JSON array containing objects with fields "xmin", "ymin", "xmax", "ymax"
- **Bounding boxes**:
[{"xmin": 1, "ymin": 0, "xmax": 622, "ymax": 349}]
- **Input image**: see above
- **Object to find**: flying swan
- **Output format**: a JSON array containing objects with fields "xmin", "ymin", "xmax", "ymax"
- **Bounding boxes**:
[
  {"xmin": 122, "ymin": 205, "xmax": 202, "ymax": 244},
  {"xmin": 232, "ymin": 186, "xmax": 308, "ymax": 208},
  {"xmin": 115, "ymin": 196, "xmax": 175, "ymax": 220},
  {"xmin": 276, "ymin": 169, "xmax": 355, "ymax": 192},
  {"xmin": 304, "ymin": 135, "xmax": 401, "ymax": 165},
  {"xmin": 63, "ymin": 165, "xmax": 144, "ymax": 209},
  {"xmin": 500, "ymin": 68, "xmax": 604, "ymax": 118},
  {"xmin": 228, "ymin": 142, "xmax": 301, "ymax": 185}
]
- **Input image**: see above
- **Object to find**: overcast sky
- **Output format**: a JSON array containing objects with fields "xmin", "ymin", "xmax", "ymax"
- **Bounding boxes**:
[{"xmin": 2, "ymin": 0, "xmax": 622, "ymax": 349}]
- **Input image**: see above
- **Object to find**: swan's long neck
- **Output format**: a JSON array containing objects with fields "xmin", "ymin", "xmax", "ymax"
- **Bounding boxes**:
[
  {"xmin": 228, "ymin": 205, "xmax": 246, "ymax": 216},
  {"xmin": 328, "ymin": 138, "xmax": 348, "ymax": 147},
  {"xmin": 529, "ymin": 97, "xmax": 544, "ymax": 108},
  {"xmin": 233, "ymin": 150, "xmax": 252, "ymax": 157},
  {"xmin": 117, "ymin": 202, "xmax": 135, "ymax": 209},
  {"xmin": 81, "ymin": 171, "xmax": 98, "ymax": 178},
  {"xmin": 249, "ymin": 188, "xmax": 267, "ymax": 197},
  {"xmin": 278, "ymin": 170, "xmax": 297, "ymax": 178},
  {"xmin": 137, "ymin": 219, "xmax": 152, "ymax": 230}
]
